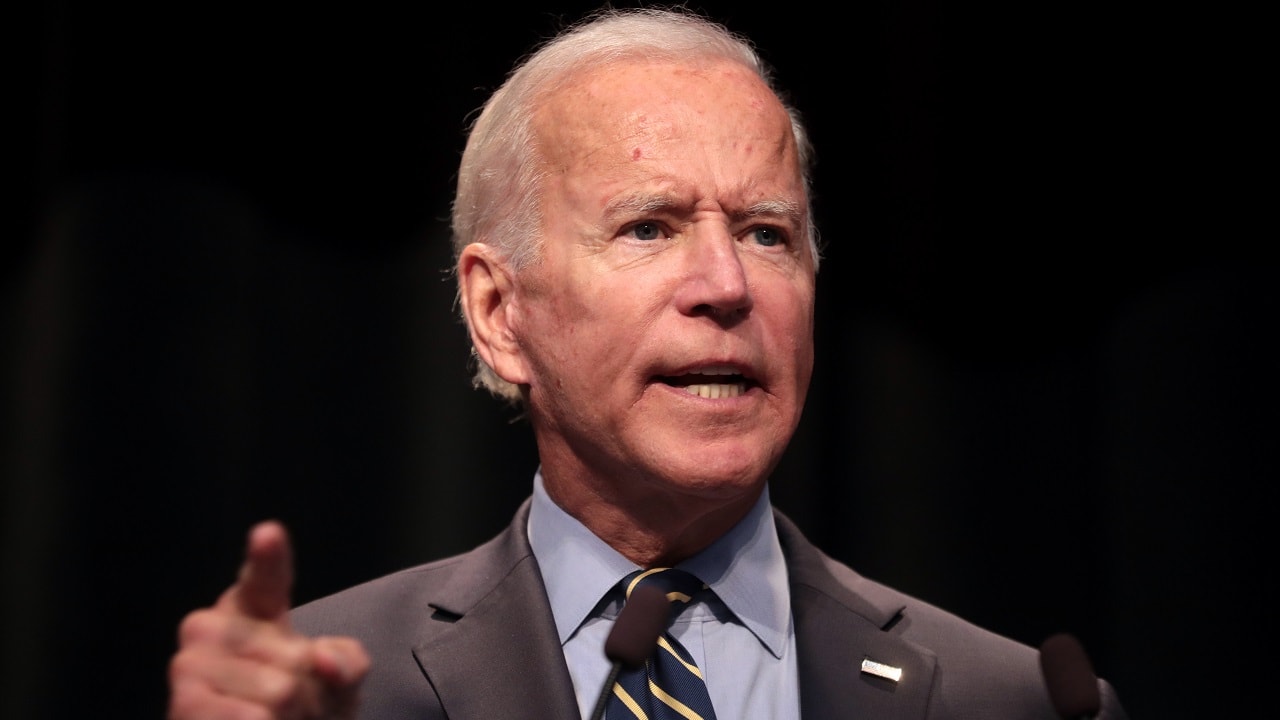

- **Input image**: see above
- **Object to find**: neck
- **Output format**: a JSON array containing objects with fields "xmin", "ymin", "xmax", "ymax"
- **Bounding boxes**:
[{"xmin": 539, "ymin": 464, "xmax": 764, "ymax": 568}]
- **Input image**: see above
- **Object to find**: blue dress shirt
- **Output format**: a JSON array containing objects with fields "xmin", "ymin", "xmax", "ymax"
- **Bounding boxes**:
[{"xmin": 527, "ymin": 470, "xmax": 800, "ymax": 719}]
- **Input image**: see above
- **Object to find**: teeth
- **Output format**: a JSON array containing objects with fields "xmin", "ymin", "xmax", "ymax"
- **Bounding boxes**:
[{"xmin": 683, "ymin": 383, "xmax": 746, "ymax": 399}]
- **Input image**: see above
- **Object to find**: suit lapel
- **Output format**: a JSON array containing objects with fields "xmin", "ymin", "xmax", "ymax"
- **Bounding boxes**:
[
  {"xmin": 411, "ymin": 501, "xmax": 581, "ymax": 719},
  {"xmin": 402, "ymin": 502, "xmax": 938, "ymax": 719},
  {"xmin": 778, "ymin": 512, "xmax": 937, "ymax": 720}
]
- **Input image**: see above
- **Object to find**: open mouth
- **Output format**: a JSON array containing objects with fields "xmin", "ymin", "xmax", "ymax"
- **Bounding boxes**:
[{"xmin": 656, "ymin": 368, "xmax": 754, "ymax": 399}]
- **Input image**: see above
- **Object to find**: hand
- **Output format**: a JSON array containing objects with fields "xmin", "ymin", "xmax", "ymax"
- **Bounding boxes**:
[{"xmin": 168, "ymin": 521, "xmax": 370, "ymax": 720}]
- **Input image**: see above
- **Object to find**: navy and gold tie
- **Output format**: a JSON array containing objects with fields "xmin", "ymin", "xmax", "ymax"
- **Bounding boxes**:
[{"xmin": 608, "ymin": 568, "xmax": 719, "ymax": 720}]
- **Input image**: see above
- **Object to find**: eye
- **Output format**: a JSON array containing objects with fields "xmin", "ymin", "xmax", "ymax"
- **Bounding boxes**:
[
  {"xmin": 747, "ymin": 226, "xmax": 786, "ymax": 247},
  {"xmin": 624, "ymin": 221, "xmax": 666, "ymax": 241}
]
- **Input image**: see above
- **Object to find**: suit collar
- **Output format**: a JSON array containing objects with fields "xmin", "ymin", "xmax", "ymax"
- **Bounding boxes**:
[
  {"xmin": 411, "ymin": 499, "xmax": 581, "ymax": 719},
  {"xmin": 776, "ymin": 511, "xmax": 938, "ymax": 720},
  {"xmin": 405, "ymin": 501, "xmax": 939, "ymax": 720}
]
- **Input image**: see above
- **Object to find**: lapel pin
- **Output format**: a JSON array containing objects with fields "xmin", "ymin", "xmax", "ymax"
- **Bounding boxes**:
[{"xmin": 861, "ymin": 658, "xmax": 903, "ymax": 683}]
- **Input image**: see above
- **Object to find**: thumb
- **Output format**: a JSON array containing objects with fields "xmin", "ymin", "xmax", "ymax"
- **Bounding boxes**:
[
  {"xmin": 312, "ymin": 636, "xmax": 371, "ymax": 719},
  {"xmin": 312, "ymin": 636, "xmax": 371, "ymax": 687}
]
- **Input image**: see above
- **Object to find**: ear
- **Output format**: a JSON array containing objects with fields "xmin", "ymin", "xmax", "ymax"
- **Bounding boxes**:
[{"xmin": 457, "ymin": 243, "xmax": 531, "ymax": 386}]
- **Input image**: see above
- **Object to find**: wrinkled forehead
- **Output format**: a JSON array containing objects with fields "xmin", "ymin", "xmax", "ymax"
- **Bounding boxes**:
[{"xmin": 532, "ymin": 57, "xmax": 800, "ymax": 173}]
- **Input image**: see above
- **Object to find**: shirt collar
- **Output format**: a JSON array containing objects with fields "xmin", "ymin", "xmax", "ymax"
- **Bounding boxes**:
[{"xmin": 527, "ymin": 469, "xmax": 791, "ymax": 658}]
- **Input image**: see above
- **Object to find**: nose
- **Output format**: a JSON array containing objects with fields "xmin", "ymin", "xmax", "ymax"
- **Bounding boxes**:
[{"xmin": 673, "ymin": 224, "xmax": 752, "ymax": 321}]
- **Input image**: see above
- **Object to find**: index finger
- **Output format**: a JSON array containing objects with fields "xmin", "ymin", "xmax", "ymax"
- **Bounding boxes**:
[{"xmin": 231, "ymin": 520, "xmax": 294, "ymax": 620}]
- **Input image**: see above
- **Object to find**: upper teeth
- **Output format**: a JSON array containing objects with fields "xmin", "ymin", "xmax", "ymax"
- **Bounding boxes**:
[{"xmin": 684, "ymin": 381, "xmax": 745, "ymax": 399}]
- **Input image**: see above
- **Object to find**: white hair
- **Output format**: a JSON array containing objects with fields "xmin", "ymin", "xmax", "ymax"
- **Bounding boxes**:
[{"xmin": 452, "ymin": 6, "xmax": 819, "ymax": 404}]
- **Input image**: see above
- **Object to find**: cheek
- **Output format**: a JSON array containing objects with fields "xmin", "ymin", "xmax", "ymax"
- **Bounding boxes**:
[
  {"xmin": 759, "ymin": 274, "xmax": 814, "ymax": 331},
  {"xmin": 764, "ymin": 283, "xmax": 816, "ymax": 385},
  {"xmin": 516, "ymin": 286, "xmax": 617, "ymax": 388}
]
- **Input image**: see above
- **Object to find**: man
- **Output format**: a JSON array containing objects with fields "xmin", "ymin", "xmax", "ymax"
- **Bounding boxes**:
[{"xmin": 168, "ymin": 8, "xmax": 1127, "ymax": 720}]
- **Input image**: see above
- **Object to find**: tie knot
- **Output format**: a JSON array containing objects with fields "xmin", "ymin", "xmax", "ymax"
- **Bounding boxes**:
[{"xmin": 623, "ymin": 568, "xmax": 706, "ymax": 609}]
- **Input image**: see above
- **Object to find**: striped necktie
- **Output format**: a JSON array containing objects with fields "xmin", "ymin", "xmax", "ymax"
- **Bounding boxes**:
[{"xmin": 608, "ymin": 568, "xmax": 719, "ymax": 720}]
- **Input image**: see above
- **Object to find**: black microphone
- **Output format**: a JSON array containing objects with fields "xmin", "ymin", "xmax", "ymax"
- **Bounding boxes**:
[
  {"xmin": 588, "ymin": 583, "xmax": 670, "ymax": 720},
  {"xmin": 1039, "ymin": 632, "xmax": 1101, "ymax": 720}
]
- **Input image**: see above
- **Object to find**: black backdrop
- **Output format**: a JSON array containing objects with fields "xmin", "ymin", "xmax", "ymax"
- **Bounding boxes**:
[{"xmin": 5, "ymin": 1, "xmax": 1274, "ymax": 718}]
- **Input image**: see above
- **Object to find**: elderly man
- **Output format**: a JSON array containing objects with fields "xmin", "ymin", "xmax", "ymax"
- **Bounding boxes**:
[{"xmin": 168, "ymin": 8, "xmax": 1126, "ymax": 720}]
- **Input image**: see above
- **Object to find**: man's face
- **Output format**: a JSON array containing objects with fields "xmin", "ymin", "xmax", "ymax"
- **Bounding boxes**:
[{"xmin": 508, "ymin": 58, "xmax": 815, "ymax": 509}]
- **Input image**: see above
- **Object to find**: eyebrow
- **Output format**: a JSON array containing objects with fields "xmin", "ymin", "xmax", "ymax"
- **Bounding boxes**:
[
  {"xmin": 603, "ymin": 192, "xmax": 683, "ymax": 217},
  {"xmin": 739, "ymin": 199, "xmax": 804, "ymax": 226},
  {"xmin": 603, "ymin": 193, "xmax": 805, "ymax": 226}
]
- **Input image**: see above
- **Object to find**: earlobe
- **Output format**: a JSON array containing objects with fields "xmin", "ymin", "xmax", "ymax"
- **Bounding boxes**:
[{"xmin": 457, "ymin": 244, "xmax": 530, "ymax": 385}]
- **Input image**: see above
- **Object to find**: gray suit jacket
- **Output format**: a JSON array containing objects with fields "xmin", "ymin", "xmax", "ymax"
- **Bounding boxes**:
[{"xmin": 293, "ymin": 500, "xmax": 1127, "ymax": 719}]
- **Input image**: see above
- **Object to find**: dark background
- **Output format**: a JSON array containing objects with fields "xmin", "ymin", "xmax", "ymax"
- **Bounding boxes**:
[{"xmin": 5, "ymin": 1, "xmax": 1272, "ymax": 718}]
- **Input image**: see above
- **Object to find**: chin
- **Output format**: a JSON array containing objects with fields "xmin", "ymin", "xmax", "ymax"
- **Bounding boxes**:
[
  {"xmin": 624, "ymin": 416, "xmax": 793, "ymax": 498},
  {"xmin": 646, "ymin": 447, "xmax": 776, "ymax": 499}
]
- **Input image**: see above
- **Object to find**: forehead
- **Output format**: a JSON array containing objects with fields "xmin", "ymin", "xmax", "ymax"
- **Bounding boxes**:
[{"xmin": 532, "ymin": 57, "xmax": 803, "ymax": 197}]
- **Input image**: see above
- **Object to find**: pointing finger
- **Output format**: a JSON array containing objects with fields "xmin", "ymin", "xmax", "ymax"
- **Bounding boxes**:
[{"xmin": 232, "ymin": 520, "xmax": 294, "ymax": 620}]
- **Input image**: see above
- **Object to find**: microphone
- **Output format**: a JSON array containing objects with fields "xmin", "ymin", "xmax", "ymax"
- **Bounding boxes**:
[
  {"xmin": 1039, "ymin": 632, "xmax": 1101, "ymax": 720},
  {"xmin": 588, "ymin": 583, "xmax": 670, "ymax": 720}
]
